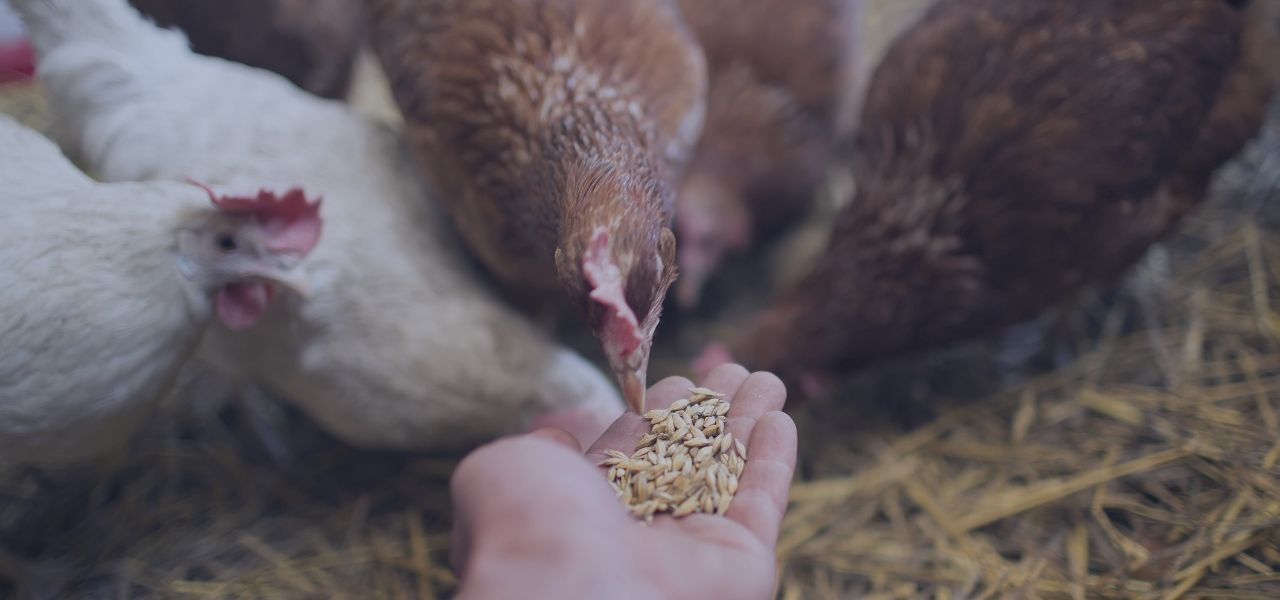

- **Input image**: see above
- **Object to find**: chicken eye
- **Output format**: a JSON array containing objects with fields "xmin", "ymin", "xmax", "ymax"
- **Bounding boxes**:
[{"xmin": 216, "ymin": 233, "xmax": 238, "ymax": 252}]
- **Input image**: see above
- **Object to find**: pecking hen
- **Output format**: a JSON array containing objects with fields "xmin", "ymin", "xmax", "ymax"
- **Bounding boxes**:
[{"xmin": 366, "ymin": 0, "xmax": 708, "ymax": 413}]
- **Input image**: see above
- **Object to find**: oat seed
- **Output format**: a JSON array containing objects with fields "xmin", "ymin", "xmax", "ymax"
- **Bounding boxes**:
[{"xmin": 602, "ymin": 389, "xmax": 748, "ymax": 523}]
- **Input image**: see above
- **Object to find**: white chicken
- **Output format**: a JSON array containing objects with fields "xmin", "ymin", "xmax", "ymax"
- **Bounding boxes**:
[
  {"xmin": 0, "ymin": 115, "xmax": 319, "ymax": 464},
  {"xmin": 12, "ymin": 0, "xmax": 625, "ymax": 450}
]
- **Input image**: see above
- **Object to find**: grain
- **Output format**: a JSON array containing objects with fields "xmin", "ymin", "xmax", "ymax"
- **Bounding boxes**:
[{"xmin": 601, "ymin": 388, "xmax": 748, "ymax": 523}]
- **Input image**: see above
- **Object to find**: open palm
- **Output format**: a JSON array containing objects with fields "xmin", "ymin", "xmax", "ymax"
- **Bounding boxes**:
[{"xmin": 452, "ymin": 364, "xmax": 796, "ymax": 600}]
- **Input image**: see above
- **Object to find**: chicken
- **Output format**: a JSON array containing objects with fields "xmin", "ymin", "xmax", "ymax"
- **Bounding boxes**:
[
  {"xmin": 705, "ymin": 0, "xmax": 1279, "ymax": 386},
  {"xmin": 366, "ymin": 0, "xmax": 707, "ymax": 413},
  {"xmin": 126, "ymin": 0, "xmax": 365, "ymax": 99},
  {"xmin": 672, "ymin": 0, "xmax": 860, "ymax": 308},
  {"xmin": 0, "ymin": 115, "xmax": 318, "ymax": 464},
  {"xmin": 14, "ymin": 0, "xmax": 624, "ymax": 450}
]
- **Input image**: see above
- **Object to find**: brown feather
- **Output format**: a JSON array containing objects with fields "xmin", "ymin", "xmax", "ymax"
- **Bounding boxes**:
[
  {"xmin": 673, "ymin": 0, "xmax": 858, "ymax": 306},
  {"xmin": 736, "ymin": 0, "xmax": 1278, "ymax": 380},
  {"xmin": 366, "ymin": 0, "xmax": 703, "ymax": 408}
]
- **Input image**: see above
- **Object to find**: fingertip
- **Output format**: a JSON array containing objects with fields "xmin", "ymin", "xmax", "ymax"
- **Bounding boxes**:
[
  {"xmin": 756, "ymin": 409, "xmax": 797, "ymax": 432},
  {"xmin": 728, "ymin": 371, "xmax": 788, "ymax": 418},
  {"xmin": 749, "ymin": 372, "xmax": 788, "ymax": 408},
  {"xmin": 528, "ymin": 427, "xmax": 582, "ymax": 452},
  {"xmin": 700, "ymin": 363, "xmax": 750, "ymax": 398},
  {"xmin": 452, "ymin": 433, "xmax": 577, "ymax": 491},
  {"xmin": 647, "ymin": 375, "xmax": 695, "ymax": 410},
  {"xmin": 529, "ymin": 406, "xmax": 617, "ymax": 449},
  {"xmin": 653, "ymin": 375, "xmax": 696, "ymax": 391},
  {"xmin": 450, "ymin": 435, "xmax": 509, "ymax": 500},
  {"xmin": 706, "ymin": 362, "xmax": 750, "ymax": 382},
  {"xmin": 750, "ymin": 411, "xmax": 798, "ymax": 468}
]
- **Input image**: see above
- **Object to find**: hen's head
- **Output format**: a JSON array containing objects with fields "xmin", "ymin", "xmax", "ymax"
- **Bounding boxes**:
[
  {"xmin": 555, "ymin": 163, "xmax": 678, "ymax": 413},
  {"xmin": 177, "ymin": 182, "xmax": 323, "ymax": 331}
]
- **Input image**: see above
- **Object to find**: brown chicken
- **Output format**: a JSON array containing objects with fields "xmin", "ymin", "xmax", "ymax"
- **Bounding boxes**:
[
  {"xmin": 366, "ymin": 0, "xmax": 707, "ymax": 412},
  {"xmin": 672, "ymin": 0, "xmax": 860, "ymax": 308},
  {"xmin": 705, "ymin": 0, "xmax": 1279, "ymax": 387},
  {"xmin": 128, "ymin": 0, "xmax": 365, "ymax": 98}
]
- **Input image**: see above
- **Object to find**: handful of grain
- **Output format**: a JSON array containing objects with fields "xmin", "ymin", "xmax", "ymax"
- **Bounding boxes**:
[{"xmin": 601, "ymin": 388, "xmax": 747, "ymax": 523}]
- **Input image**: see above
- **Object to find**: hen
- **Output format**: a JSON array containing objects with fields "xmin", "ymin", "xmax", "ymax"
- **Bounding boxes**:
[
  {"xmin": 366, "ymin": 0, "xmax": 707, "ymax": 413},
  {"xmin": 672, "ymin": 0, "xmax": 860, "ymax": 308},
  {"xmin": 14, "ymin": 0, "xmax": 624, "ymax": 450},
  {"xmin": 0, "ymin": 115, "xmax": 318, "ymax": 464},
  {"xmin": 709, "ymin": 0, "xmax": 1279, "ymax": 386},
  {"xmin": 126, "ymin": 0, "xmax": 365, "ymax": 99}
]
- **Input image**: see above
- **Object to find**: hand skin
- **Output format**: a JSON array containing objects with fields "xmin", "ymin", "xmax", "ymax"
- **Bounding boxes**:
[{"xmin": 451, "ymin": 364, "xmax": 797, "ymax": 600}]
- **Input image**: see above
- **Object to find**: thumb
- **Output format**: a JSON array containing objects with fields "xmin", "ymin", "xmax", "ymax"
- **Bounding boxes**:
[{"xmin": 527, "ymin": 427, "xmax": 582, "ymax": 452}]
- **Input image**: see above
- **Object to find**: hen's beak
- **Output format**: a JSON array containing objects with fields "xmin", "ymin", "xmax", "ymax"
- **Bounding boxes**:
[
  {"xmin": 617, "ymin": 366, "xmax": 646, "ymax": 414},
  {"xmin": 249, "ymin": 267, "xmax": 311, "ymax": 299}
]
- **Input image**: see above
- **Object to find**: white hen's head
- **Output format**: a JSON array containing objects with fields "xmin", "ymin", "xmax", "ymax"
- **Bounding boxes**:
[{"xmin": 176, "ymin": 182, "xmax": 323, "ymax": 331}]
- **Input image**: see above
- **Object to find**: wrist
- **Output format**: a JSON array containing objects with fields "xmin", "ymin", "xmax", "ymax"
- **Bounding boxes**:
[{"xmin": 457, "ymin": 527, "xmax": 662, "ymax": 599}]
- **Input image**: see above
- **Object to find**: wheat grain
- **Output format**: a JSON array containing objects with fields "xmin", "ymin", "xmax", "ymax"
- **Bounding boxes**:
[{"xmin": 601, "ymin": 388, "xmax": 748, "ymax": 523}]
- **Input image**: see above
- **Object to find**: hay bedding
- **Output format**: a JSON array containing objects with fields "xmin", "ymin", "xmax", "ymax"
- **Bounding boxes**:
[
  {"xmin": 3, "ymin": 14, "xmax": 1280, "ymax": 600},
  {"xmin": 770, "ymin": 103, "xmax": 1280, "ymax": 598}
]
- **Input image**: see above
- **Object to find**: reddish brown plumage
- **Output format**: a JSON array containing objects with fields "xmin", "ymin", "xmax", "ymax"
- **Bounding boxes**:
[
  {"xmin": 128, "ymin": 0, "xmax": 365, "ymax": 98},
  {"xmin": 730, "ymin": 0, "xmax": 1278, "ymax": 382},
  {"xmin": 672, "ymin": 0, "xmax": 859, "ymax": 307},
  {"xmin": 366, "ymin": 0, "xmax": 706, "ymax": 411}
]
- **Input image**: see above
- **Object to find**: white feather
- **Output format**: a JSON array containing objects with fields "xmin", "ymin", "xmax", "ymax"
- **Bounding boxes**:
[
  {"xmin": 13, "ymin": 0, "xmax": 624, "ymax": 449},
  {"xmin": 0, "ymin": 116, "xmax": 212, "ymax": 464}
]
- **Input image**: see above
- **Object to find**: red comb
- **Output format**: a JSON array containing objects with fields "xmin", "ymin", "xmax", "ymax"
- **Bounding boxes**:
[
  {"xmin": 189, "ymin": 179, "xmax": 324, "ymax": 257},
  {"xmin": 582, "ymin": 226, "xmax": 644, "ymax": 358},
  {"xmin": 0, "ymin": 40, "xmax": 34, "ymax": 83}
]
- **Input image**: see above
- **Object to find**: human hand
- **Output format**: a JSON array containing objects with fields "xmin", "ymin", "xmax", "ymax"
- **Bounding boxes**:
[{"xmin": 451, "ymin": 364, "xmax": 796, "ymax": 600}]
